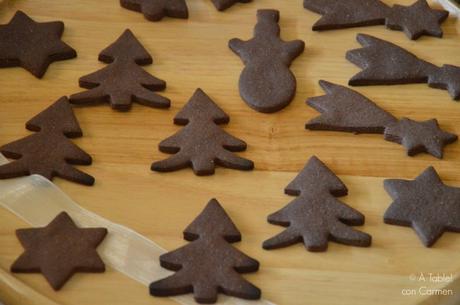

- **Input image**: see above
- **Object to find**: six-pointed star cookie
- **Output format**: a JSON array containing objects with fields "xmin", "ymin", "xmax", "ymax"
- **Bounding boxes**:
[
  {"xmin": 386, "ymin": 0, "xmax": 449, "ymax": 40},
  {"xmin": 11, "ymin": 212, "xmax": 107, "ymax": 290},
  {"xmin": 384, "ymin": 167, "xmax": 460, "ymax": 247},
  {"xmin": 383, "ymin": 118, "xmax": 457, "ymax": 159},
  {"xmin": 0, "ymin": 11, "xmax": 76, "ymax": 78}
]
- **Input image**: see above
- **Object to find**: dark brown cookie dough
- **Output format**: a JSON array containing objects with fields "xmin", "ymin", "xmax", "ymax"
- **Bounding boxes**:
[
  {"xmin": 151, "ymin": 88, "xmax": 254, "ymax": 175},
  {"xmin": 346, "ymin": 34, "xmax": 460, "ymax": 100},
  {"xmin": 120, "ymin": 0, "xmax": 189, "ymax": 21},
  {"xmin": 384, "ymin": 118, "xmax": 457, "ymax": 158},
  {"xmin": 263, "ymin": 156, "xmax": 371, "ymax": 252},
  {"xmin": 150, "ymin": 199, "xmax": 261, "ymax": 303},
  {"xmin": 429, "ymin": 65, "xmax": 460, "ymax": 100},
  {"xmin": 384, "ymin": 166, "xmax": 460, "ymax": 247},
  {"xmin": 304, "ymin": 0, "xmax": 448, "ymax": 40},
  {"xmin": 211, "ymin": 0, "xmax": 251, "ymax": 11},
  {"xmin": 385, "ymin": 0, "xmax": 448, "ymax": 39},
  {"xmin": 229, "ymin": 9, "xmax": 305, "ymax": 113},
  {"xmin": 306, "ymin": 80, "xmax": 457, "ymax": 158},
  {"xmin": 0, "ymin": 97, "xmax": 95, "ymax": 185},
  {"xmin": 120, "ymin": 0, "xmax": 250, "ymax": 20},
  {"xmin": 306, "ymin": 80, "xmax": 396, "ymax": 134},
  {"xmin": 304, "ymin": 0, "xmax": 388, "ymax": 30},
  {"xmin": 11, "ymin": 212, "xmax": 107, "ymax": 290},
  {"xmin": 70, "ymin": 29, "xmax": 170, "ymax": 111},
  {"xmin": 0, "ymin": 11, "xmax": 76, "ymax": 78}
]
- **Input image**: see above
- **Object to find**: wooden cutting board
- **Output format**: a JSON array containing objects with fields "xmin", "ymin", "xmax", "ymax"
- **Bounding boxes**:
[{"xmin": 0, "ymin": 1, "xmax": 459, "ymax": 304}]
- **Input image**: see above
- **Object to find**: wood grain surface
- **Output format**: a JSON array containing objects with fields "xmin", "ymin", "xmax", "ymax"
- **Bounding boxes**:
[{"xmin": 0, "ymin": 1, "xmax": 459, "ymax": 305}]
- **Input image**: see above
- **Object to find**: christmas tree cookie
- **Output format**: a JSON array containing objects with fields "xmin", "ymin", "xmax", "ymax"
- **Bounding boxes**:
[
  {"xmin": 152, "ymin": 89, "xmax": 254, "ymax": 175},
  {"xmin": 70, "ymin": 29, "xmax": 170, "ymax": 111},
  {"xmin": 263, "ymin": 156, "xmax": 371, "ymax": 252},
  {"xmin": 0, "ymin": 97, "xmax": 94, "ymax": 185},
  {"xmin": 150, "ymin": 199, "xmax": 261, "ymax": 303}
]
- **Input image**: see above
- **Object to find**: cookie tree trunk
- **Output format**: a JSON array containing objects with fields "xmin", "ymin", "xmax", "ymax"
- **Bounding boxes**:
[
  {"xmin": 151, "ymin": 88, "xmax": 254, "ymax": 175},
  {"xmin": 0, "ymin": 97, "xmax": 94, "ymax": 185},
  {"xmin": 150, "ymin": 199, "xmax": 261, "ymax": 303}
]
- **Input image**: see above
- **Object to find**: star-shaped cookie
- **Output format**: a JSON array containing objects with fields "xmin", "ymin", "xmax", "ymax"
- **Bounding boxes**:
[
  {"xmin": 386, "ymin": 0, "xmax": 449, "ymax": 40},
  {"xmin": 11, "ymin": 212, "xmax": 107, "ymax": 290},
  {"xmin": 120, "ymin": 0, "xmax": 189, "ymax": 21},
  {"xmin": 384, "ymin": 118, "xmax": 457, "ymax": 159},
  {"xmin": 429, "ymin": 65, "xmax": 460, "ymax": 100},
  {"xmin": 0, "ymin": 11, "xmax": 76, "ymax": 78},
  {"xmin": 384, "ymin": 167, "xmax": 460, "ymax": 247}
]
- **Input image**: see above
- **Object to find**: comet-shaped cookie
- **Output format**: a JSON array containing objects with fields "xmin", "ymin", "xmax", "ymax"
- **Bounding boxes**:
[
  {"xmin": 346, "ymin": 34, "xmax": 460, "ymax": 100},
  {"xmin": 303, "ymin": 0, "xmax": 448, "ymax": 40},
  {"xmin": 229, "ymin": 9, "xmax": 305, "ymax": 113},
  {"xmin": 306, "ymin": 81, "xmax": 457, "ymax": 158}
]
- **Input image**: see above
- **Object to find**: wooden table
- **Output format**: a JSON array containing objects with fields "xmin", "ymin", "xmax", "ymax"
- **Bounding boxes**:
[{"xmin": 0, "ymin": 1, "xmax": 459, "ymax": 304}]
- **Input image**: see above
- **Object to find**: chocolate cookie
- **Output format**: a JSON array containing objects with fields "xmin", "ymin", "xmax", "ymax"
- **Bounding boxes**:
[
  {"xmin": 306, "ymin": 80, "xmax": 457, "ymax": 158},
  {"xmin": 346, "ymin": 34, "xmax": 460, "ymax": 100},
  {"xmin": 304, "ymin": 0, "xmax": 448, "ymax": 40},
  {"xmin": 211, "ymin": 0, "xmax": 251, "ymax": 11},
  {"xmin": 70, "ymin": 29, "xmax": 170, "ymax": 111},
  {"xmin": 120, "ymin": 0, "xmax": 189, "ymax": 21},
  {"xmin": 263, "ymin": 156, "xmax": 371, "ymax": 252},
  {"xmin": 0, "ymin": 11, "xmax": 76, "ymax": 78},
  {"xmin": 150, "ymin": 199, "xmax": 261, "ymax": 303},
  {"xmin": 151, "ymin": 88, "xmax": 254, "ymax": 175},
  {"xmin": 384, "ymin": 166, "xmax": 460, "ymax": 247},
  {"xmin": 11, "ymin": 212, "xmax": 107, "ymax": 290},
  {"xmin": 0, "ymin": 97, "xmax": 95, "ymax": 185},
  {"xmin": 120, "ymin": 0, "xmax": 250, "ymax": 21},
  {"xmin": 384, "ymin": 118, "xmax": 457, "ymax": 158},
  {"xmin": 229, "ymin": 10, "xmax": 305, "ymax": 113}
]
